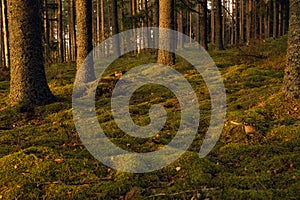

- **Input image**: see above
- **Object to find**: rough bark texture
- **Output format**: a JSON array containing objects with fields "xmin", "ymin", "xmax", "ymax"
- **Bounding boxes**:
[
  {"xmin": 284, "ymin": 0, "xmax": 300, "ymax": 99},
  {"xmin": 157, "ymin": 0, "xmax": 175, "ymax": 65},
  {"xmin": 8, "ymin": 0, "xmax": 55, "ymax": 105},
  {"xmin": 215, "ymin": 0, "xmax": 224, "ymax": 50},
  {"xmin": 76, "ymin": 0, "xmax": 96, "ymax": 83}
]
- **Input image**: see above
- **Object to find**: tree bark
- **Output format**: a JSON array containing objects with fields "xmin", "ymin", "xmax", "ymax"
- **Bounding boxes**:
[
  {"xmin": 75, "ymin": 0, "xmax": 96, "ymax": 83},
  {"xmin": 240, "ymin": 0, "xmax": 245, "ymax": 42},
  {"xmin": 177, "ymin": 9, "xmax": 184, "ymax": 48},
  {"xmin": 284, "ymin": 0, "xmax": 300, "ymax": 99},
  {"xmin": 111, "ymin": 0, "xmax": 120, "ymax": 56},
  {"xmin": 8, "ymin": 0, "xmax": 55, "ymax": 105},
  {"xmin": 157, "ymin": 0, "xmax": 175, "ymax": 65},
  {"xmin": 215, "ymin": 0, "xmax": 224, "ymax": 50},
  {"xmin": 2, "ymin": 0, "xmax": 9, "ymax": 68},
  {"xmin": 211, "ymin": 0, "xmax": 215, "ymax": 44},
  {"xmin": 200, "ymin": 0, "xmax": 208, "ymax": 50},
  {"xmin": 57, "ymin": 0, "xmax": 64, "ymax": 62}
]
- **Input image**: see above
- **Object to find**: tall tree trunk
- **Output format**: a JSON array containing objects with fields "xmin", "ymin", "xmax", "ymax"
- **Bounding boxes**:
[
  {"xmin": 235, "ymin": 0, "xmax": 240, "ymax": 44},
  {"xmin": 177, "ymin": 9, "xmax": 184, "ymax": 48},
  {"xmin": 71, "ymin": 0, "xmax": 77, "ymax": 61},
  {"xmin": 240, "ymin": 0, "xmax": 245, "ymax": 42},
  {"xmin": 196, "ymin": 3, "xmax": 200, "ymax": 43},
  {"xmin": 211, "ymin": 0, "xmax": 215, "ymax": 44},
  {"xmin": 157, "ymin": 0, "xmax": 175, "ymax": 65},
  {"xmin": 100, "ymin": 0, "xmax": 105, "ymax": 42},
  {"xmin": 215, "ymin": 0, "xmax": 224, "ymax": 50},
  {"xmin": 2, "ymin": 0, "xmax": 9, "ymax": 68},
  {"xmin": 111, "ymin": 0, "xmax": 120, "ymax": 56},
  {"xmin": 8, "ymin": 0, "xmax": 55, "ymax": 105},
  {"xmin": 0, "ymin": 1, "xmax": 3, "ymax": 68},
  {"xmin": 76, "ymin": 0, "xmax": 96, "ymax": 83},
  {"xmin": 200, "ymin": 0, "xmax": 208, "ymax": 50},
  {"xmin": 96, "ymin": 0, "xmax": 101, "ymax": 45},
  {"xmin": 264, "ymin": 2, "xmax": 269, "ymax": 39},
  {"xmin": 284, "ymin": 0, "xmax": 300, "ymax": 99},
  {"xmin": 246, "ymin": 0, "xmax": 253, "ymax": 44},
  {"xmin": 57, "ymin": 0, "xmax": 64, "ymax": 62},
  {"xmin": 273, "ymin": 0, "xmax": 278, "ymax": 38}
]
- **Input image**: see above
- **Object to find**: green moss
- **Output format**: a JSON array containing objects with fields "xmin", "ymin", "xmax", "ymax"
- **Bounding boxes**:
[{"xmin": 0, "ymin": 36, "xmax": 299, "ymax": 199}]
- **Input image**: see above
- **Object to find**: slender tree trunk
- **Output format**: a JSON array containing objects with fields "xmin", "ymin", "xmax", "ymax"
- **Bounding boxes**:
[
  {"xmin": 72, "ymin": 0, "xmax": 77, "ymax": 61},
  {"xmin": 8, "ymin": 0, "xmax": 55, "ymax": 105},
  {"xmin": 75, "ymin": 0, "xmax": 96, "ymax": 83},
  {"xmin": 273, "ymin": 0, "xmax": 278, "ymax": 38},
  {"xmin": 111, "ymin": 0, "xmax": 120, "ymax": 56},
  {"xmin": 284, "ymin": 0, "xmax": 300, "ymax": 99},
  {"xmin": 215, "ymin": 0, "xmax": 224, "ymax": 50},
  {"xmin": 196, "ymin": 3, "xmax": 200, "ymax": 43},
  {"xmin": 240, "ymin": 0, "xmax": 245, "ymax": 42},
  {"xmin": 57, "ymin": 0, "xmax": 64, "ymax": 62},
  {"xmin": 0, "ymin": 1, "xmax": 3, "ymax": 68},
  {"xmin": 177, "ymin": 9, "xmax": 184, "ymax": 48},
  {"xmin": 200, "ymin": 0, "xmax": 208, "ymax": 50},
  {"xmin": 2, "ymin": 0, "xmax": 9, "ymax": 68},
  {"xmin": 235, "ymin": 0, "xmax": 240, "ymax": 44},
  {"xmin": 157, "ymin": 0, "xmax": 175, "ymax": 65},
  {"xmin": 100, "ymin": 0, "xmax": 105, "ymax": 42},
  {"xmin": 211, "ymin": 0, "xmax": 215, "ymax": 44},
  {"xmin": 246, "ymin": 0, "xmax": 253, "ymax": 44},
  {"xmin": 96, "ymin": 0, "xmax": 101, "ymax": 45}
]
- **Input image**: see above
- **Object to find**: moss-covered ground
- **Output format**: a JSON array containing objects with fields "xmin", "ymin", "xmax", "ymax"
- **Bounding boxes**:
[{"xmin": 0, "ymin": 36, "xmax": 299, "ymax": 199}]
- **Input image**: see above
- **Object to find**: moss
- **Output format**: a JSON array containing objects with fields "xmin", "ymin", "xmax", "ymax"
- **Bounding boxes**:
[{"xmin": 0, "ymin": 36, "xmax": 299, "ymax": 199}]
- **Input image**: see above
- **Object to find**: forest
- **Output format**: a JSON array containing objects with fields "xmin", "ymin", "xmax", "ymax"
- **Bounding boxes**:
[{"xmin": 0, "ymin": 0, "xmax": 299, "ymax": 199}]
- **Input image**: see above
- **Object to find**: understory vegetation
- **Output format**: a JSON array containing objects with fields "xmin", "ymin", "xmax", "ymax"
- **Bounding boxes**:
[{"xmin": 0, "ymin": 36, "xmax": 299, "ymax": 199}]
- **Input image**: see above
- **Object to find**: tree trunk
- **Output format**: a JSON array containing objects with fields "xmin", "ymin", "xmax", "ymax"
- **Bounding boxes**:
[
  {"xmin": 284, "ymin": 0, "xmax": 300, "ymax": 99},
  {"xmin": 200, "ymin": 0, "xmax": 208, "ymax": 50},
  {"xmin": 211, "ymin": 0, "xmax": 215, "ymax": 44},
  {"xmin": 177, "ymin": 9, "xmax": 184, "ymax": 48},
  {"xmin": 235, "ymin": 0, "xmax": 240, "ymax": 44},
  {"xmin": 8, "ymin": 0, "xmax": 55, "ymax": 105},
  {"xmin": 111, "ymin": 0, "xmax": 120, "ymax": 56},
  {"xmin": 75, "ymin": 0, "xmax": 96, "ymax": 83},
  {"xmin": 57, "ymin": 0, "xmax": 64, "ymax": 63},
  {"xmin": 2, "ymin": 0, "xmax": 9, "ymax": 68},
  {"xmin": 215, "ymin": 0, "xmax": 224, "ymax": 50},
  {"xmin": 157, "ymin": 0, "xmax": 175, "ymax": 65},
  {"xmin": 273, "ymin": 0, "xmax": 278, "ymax": 38},
  {"xmin": 240, "ymin": 0, "xmax": 244, "ymax": 42},
  {"xmin": 246, "ymin": 0, "xmax": 253, "ymax": 44}
]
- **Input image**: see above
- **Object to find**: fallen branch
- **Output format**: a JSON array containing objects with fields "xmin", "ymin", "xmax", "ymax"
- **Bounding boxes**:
[{"xmin": 237, "ymin": 47, "xmax": 267, "ymax": 59}]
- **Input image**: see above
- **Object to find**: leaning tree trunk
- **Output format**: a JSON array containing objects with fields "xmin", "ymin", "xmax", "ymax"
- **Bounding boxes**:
[
  {"xmin": 8, "ymin": 0, "xmax": 55, "ymax": 105},
  {"xmin": 157, "ymin": 0, "xmax": 175, "ymax": 65},
  {"xmin": 75, "ymin": 0, "xmax": 96, "ymax": 83},
  {"xmin": 284, "ymin": 0, "xmax": 300, "ymax": 99}
]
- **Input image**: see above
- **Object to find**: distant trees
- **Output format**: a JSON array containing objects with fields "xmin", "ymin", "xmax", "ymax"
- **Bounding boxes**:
[
  {"xmin": 1, "ymin": 0, "xmax": 291, "ymax": 68},
  {"xmin": 284, "ymin": 0, "xmax": 300, "ymax": 99},
  {"xmin": 8, "ymin": 0, "xmax": 55, "ymax": 105}
]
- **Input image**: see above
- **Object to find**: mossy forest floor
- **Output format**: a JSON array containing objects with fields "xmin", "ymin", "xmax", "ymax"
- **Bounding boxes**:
[{"xmin": 0, "ymin": 36, "xmax": 299, "ymax": 199}]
